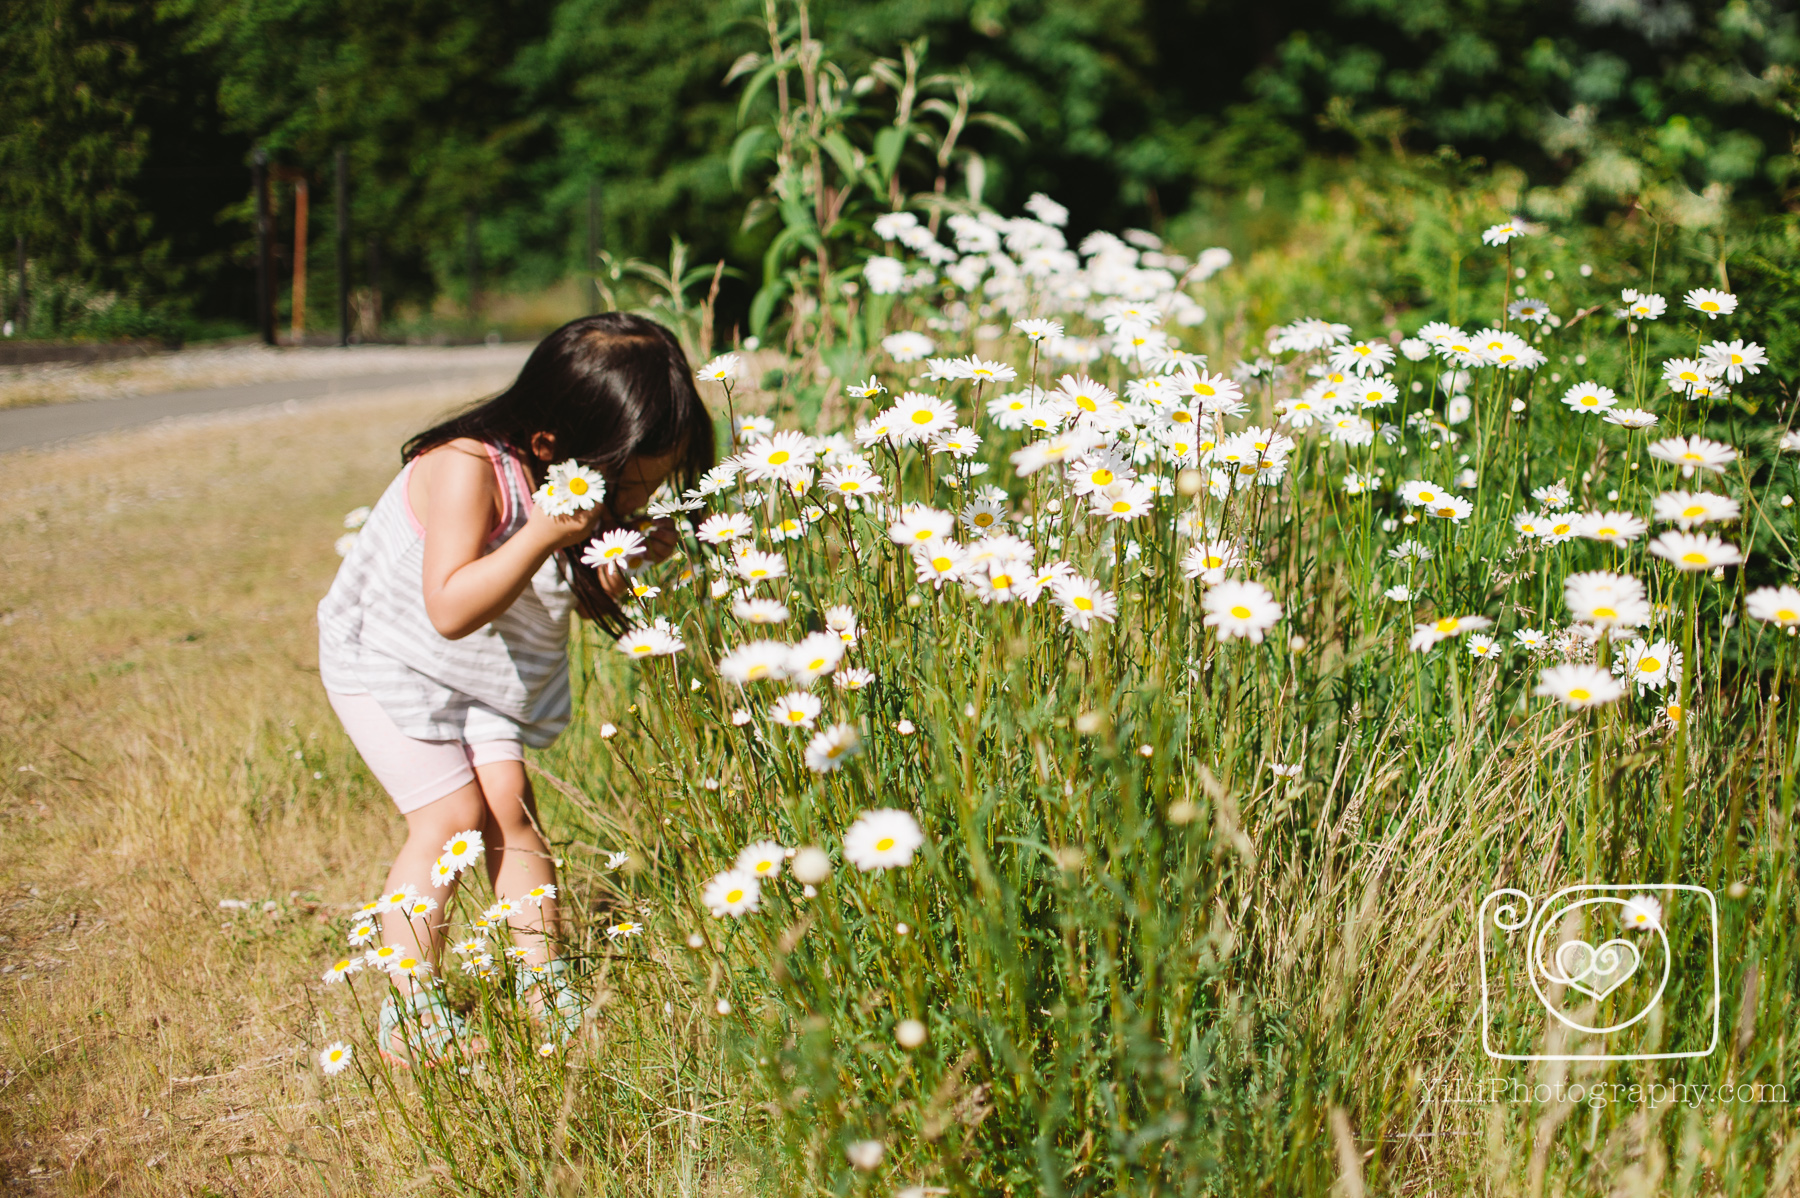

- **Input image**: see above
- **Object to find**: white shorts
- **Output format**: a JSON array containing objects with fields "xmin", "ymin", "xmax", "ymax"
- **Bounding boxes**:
[{"xmin": 327, "ymin": 691, "xmax": 523, "ymax": 814}]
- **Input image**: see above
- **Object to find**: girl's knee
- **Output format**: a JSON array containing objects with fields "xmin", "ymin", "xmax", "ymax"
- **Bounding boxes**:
[{"xmin": 408, "ymin": 782, "xmax": 486, "ymax": 838}]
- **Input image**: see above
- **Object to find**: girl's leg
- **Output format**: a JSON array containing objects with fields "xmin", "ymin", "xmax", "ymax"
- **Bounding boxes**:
[
  {"xmin": 377, "ymin": 778, "xmax": 489, "ymax": 993},
  {"xmin": 473, "ymin": 759, "xmax": 561, "ymax": 965}
]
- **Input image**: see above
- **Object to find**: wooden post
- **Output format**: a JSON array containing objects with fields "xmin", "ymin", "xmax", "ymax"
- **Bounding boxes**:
[
  {"xmin": 335, "ymin": 148, "xmax": 350, "ymax": 347},
  {"xmin": 291, "ymin": 177, "xmax": 309, "ymax": 343},
  {"xmin": 253, "ymin": 150, "xmax": 274, "ymax": 346}
]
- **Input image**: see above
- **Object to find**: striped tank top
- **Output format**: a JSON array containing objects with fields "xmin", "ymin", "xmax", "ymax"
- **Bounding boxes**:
[{"xmin": 317, "ymin": 440, "xmax": 575, "ymax": 748}]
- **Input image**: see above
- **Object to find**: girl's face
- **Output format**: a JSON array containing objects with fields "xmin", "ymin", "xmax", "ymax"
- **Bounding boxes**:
[{"xmin": 605, "ymin": 448, "xmax": 684, "ymax": 522}]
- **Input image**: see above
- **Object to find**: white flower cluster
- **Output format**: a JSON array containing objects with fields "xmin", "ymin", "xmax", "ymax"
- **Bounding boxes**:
[
  {"xmin": 701, "ymin": 809, "xmax": 925, "ymax": 920},
  {"xmin": 533, "ymin": 460, "xmax": 607, "ymax": 516}
]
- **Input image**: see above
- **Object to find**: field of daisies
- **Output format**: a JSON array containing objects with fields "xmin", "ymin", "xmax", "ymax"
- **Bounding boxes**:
[{"xmin": 315, "ymin": 195, "xmax": 1799, "ymax": 1195}]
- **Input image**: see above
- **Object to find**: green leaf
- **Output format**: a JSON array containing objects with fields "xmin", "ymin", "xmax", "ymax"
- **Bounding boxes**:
[
  {"xmin": 818, "ymin": 131, "xmax": 862, "ymax": 181},
  {"xmin": 735, "ymin": 59, "xmax": 785, "ymax": 127},
  {"xmin": 728, "ymin": 125, "xmax": 776, "ymax": 189},
  {"xmin": 968, "ymin": 111, "xmax": 1028, "ymax": 144},
  {"xmin": 874, "ymin": 125, "xmax": 907, "ymax": 181},
  {"xmin": 748, "ymin": 279, "xmax": 789, "ymax": 338}
]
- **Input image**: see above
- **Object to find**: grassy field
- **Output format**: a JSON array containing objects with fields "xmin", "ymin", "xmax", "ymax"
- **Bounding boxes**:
[{"xmin": 0, "ymin": 380, "xmax": 504, "ymax": 1193}]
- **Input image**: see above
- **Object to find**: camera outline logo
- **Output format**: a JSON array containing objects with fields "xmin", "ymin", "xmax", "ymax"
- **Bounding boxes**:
[{"xmin": 1477, "ymin": 884, "xmax": 1720, "ymax": 1062}]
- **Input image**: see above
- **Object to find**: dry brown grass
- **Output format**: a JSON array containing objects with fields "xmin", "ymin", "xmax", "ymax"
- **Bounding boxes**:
[{"xmin": 0, "ymin": 381, "xmax": 508, "ymax": 1194}]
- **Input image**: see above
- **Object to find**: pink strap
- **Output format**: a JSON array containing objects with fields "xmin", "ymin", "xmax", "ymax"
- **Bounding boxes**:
[
  {"xmin": 484, "ymin": 442, "xmax": 515, "ymax": 539},
  {"xmin": 399, "ymin": 443, "xmax": 517, "ymax": 542},
  {"xmin": 399, "ymin": 461, "xmax": 427, "ymax": 536}
]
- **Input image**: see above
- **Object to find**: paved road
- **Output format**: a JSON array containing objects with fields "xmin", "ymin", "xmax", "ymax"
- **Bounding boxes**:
[{"xmin": 0, "ymin": 368, "xmax": 504, "ymax": 455}]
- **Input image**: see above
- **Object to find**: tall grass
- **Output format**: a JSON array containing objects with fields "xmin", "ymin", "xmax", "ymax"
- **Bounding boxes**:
[{"xmin": 340, "ymin": 181, "xmax": 1800, "ymax": 1197}]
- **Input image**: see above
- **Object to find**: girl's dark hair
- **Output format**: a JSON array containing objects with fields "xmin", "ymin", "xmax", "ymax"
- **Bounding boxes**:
[{"xmin": 403, "ymin": 313, "xmax": 715, "ymax": 631}]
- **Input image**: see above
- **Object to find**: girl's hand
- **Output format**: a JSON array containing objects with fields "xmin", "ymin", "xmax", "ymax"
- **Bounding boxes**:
[
  {"xmin": 641, "ymin": 516, "xmax": 679, "ymax": 563},
  {"xmin": 523, "ymin": 500, "xmax": 605, "ymax": 551}
]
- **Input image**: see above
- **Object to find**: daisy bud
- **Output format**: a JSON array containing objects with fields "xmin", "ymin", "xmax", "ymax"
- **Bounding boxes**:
[
  {"xmin": 896, "ymin": 1019, "xmax": 927, "ymax": 1049},
  {"xmin": 791, "ymin": 846, "xmax": 832, "ymax": 885}
]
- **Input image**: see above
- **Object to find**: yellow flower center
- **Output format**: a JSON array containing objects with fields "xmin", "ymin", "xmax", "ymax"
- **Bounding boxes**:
[
  {"xmin": 911, "ymin": 410, "xmax": 933, "ymax": 425},
  {"xmin": 1680, "ymin": 552, "xmax": 1708, "ymax": 565},
  {"xmin": 768, "ymin": 450, "xmax": 790, "ymax": 465},
  {"xmin": 1194, "ymin": 383, "xmax": 1215, "ymax": 396},
  {"xmin": 1593, "ymin": 606, "xmax": 1617, "ymax": 619},
  {"xmin": 1078, "ymin": 395, "xmax": 1098, "ymax": 412},
  {"xmin": 1639, "ymin": 657, "xmax": 1661, "ymax": 672},
  {"xmin": 725, "ymin": 888, "xmax": 744, "ymax": 904},
  {"xmin": 1553, "ymin": 523, "xmax": 1571, "ymax": 535},
  {"xmin": 1434, "ymin": 618, "xmax": 1459, "ymax": 634},
  {"xmin": 1569, "ymin": 687, "xmax": 1591, "ymax": 701},
  {"xmin": 1075, "ymin": 596, "xmax": 1094, "ymax": 611},
  {"xmin": 931, "ymin": 556, "xmax": 952, "ymax": 572},
  {"xmin": 1112, "ymin": 502, "xmax": 1132, "ymax": 514},
  {"xmin": 974, "ymin": 513, "xmax": 994, "ymax": 527},
  {"xmin": 807, "ymin": 657, "xmax": 826, "ymax": 671},
  {"xmin": 992, "ymin": 574, "xmax": 1013, "ymax": 589},
  {"xmin": 840, "ymin": 480, "xmax": 860, "ymax": 491},
  {"xmin": 1435, "ymin": 506, "xmax": 1456, "ymax": 517},
  {"xmin": 875, "ymin": 837, "xmax": 896, "ymax": 852},
  {"xmin": 1418, "ymin": 491, "xmax": 1436, "ymax": 503},
  {"xmin": 787, "ymin": 711, "xmax": 806, "ymax": 722},
  {"xmin": 451, "ymin": 840, "xmax": 467, "ymax": 854},
  {"xmin": 1092, "ymin": 469, "xmax": 1115, "ymax": 486},
  {"xmin": 747, "ymin": 664, "xmax": 769, "ymax": 680},
  {"xmin": 1701, "ymin": 301, "xmax": 1720, "ymax": 311},
  {"xmin": 755, "ymin": 861, "xmax": 773, "ymax": 873},
  {"xmin": 1231, "ymin": 605, "xmax": 1253, "ymax": 619},
  {"xmin": 1682, "ymin": 505, "xmax": 1705, "ymax": 519},
  {"xmin": 1204, "ymin": 555, "xmax": 1223, "ymax": 568},
  {"xmin": 1780, "ymin": 609, "xmax": 1799, "ymax": 622}
]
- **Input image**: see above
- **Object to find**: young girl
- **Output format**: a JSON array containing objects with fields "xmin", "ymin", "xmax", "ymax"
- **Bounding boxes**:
[{"xmin": 318, "ymin": 313, "xmax": 712, "ymax": 1063}]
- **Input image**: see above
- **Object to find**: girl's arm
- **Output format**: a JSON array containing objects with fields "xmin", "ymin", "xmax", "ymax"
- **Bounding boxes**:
[{"xmin": 417, "ymin": 440, "xmax": 600, "ymax": 639}]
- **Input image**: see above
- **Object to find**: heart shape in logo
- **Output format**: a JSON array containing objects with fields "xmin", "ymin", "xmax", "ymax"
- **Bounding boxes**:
[{"xmin": 1551, "ymin": 938, "xmax": 1642, "ymax": 1002}]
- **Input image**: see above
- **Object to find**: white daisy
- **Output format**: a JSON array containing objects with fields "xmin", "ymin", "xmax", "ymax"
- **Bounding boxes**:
[
  {"xmin": 842, "ymin": 809, "xmax": 925, "ymax": 871},
  {"xmin": 770, "ymin": 691, "xmax": 823, "ymax": 729},
  {"xmin": 701, "ymin": 869, "xmax": 761, "ymax": 918},
  {"xmin": 804, "ymin": 723, "xmax": 863, "ymax": 772},
  {"xmin": 1202, "ymin": 580, "xmax": 1282, "ymax": 643},
  {"xmin": 1534, "ymin": 663, "xmax": 1626, "ymax": 710},
  {"xmin": 735, "ymin": 840, "xmax": 786, "ymax": 879}
]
